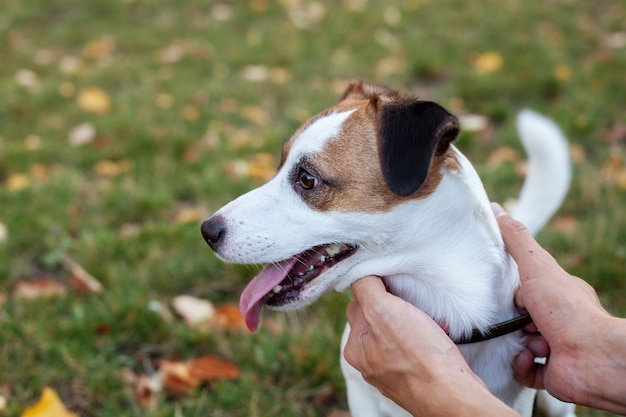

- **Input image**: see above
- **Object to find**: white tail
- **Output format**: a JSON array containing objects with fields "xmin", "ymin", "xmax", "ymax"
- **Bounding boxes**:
[{"xmin": 512, "ymin": 110, "xmax": 571, "ymax": 235}]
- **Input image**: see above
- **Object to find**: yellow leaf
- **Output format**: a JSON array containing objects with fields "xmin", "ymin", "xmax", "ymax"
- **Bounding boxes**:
[
  {"xmin": 5, "ymin": 173, "xmax": 30, "ymax": 191},
  {"xmin": 155, "ymin": 93, "xmax": 174, "ymax": 109},
  {"xmin": 21, "ymin": 387, "xmax": 77, "ymax": 417},
  {"xmin": 93, "ymin": 159, "xmax": 132, "ymax": 177},
  {"xmin": 181, "ymin": 105, "xmax": 200, "ymax": 121},
  {"xmin": 241, "ymin": 106, "xmax": 269, "ymax": 125},
  {"xmin": 77, "ymin": 87, "xmax": 111, "ymax": 115},
  {"xmin": 471, "ymin": 52, "xmax": 503, "ymax": 74},
  {"xmin": 250, "ymin": 0, "xmax": 269, "ymax": 12},
  {"xmin": 174, "ymin": 205, "xmax": 205, "ymax": 224},
  {"xmin": 83, "ymin": 35, "xmax": 116, "ymax": 60},
  {"xmin": 553, "ymin": 64, "xmax": 571, "ymax": 82},
  {"xmin": 246, "ymin": 152, "xmax": 277, "ymax": 182}
]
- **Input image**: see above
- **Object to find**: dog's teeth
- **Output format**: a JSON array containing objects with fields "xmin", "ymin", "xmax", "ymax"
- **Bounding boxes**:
[
  {"xmin": 272, "ymin": 285, "xmax": 283, "ymax": 293},
  {"xmin": 319, "ymin": 255, "xmax": 327, "ymax": 263},
  {"xmin": 326, "ymin": 243, "xmax": 342, "ymax": 257},
  {"xmin": 309, "ymin": 265, "xmax": 315, "ymax": 271}
]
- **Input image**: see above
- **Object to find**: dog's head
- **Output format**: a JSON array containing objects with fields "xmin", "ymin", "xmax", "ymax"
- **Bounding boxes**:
[{"xmin": 201, "ymin": 81, "xmax": 461, "ymax": 331}]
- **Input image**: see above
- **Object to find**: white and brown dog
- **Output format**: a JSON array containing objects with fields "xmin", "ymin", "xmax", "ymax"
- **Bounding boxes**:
[{"xmin": 201, "ymin": 81, "xmax": 576, "ymax": 417}]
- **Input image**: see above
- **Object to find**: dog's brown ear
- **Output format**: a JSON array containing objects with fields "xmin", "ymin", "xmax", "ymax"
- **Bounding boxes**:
[
  {"xmin": 377, "ymin": 100, "xmax": 459, "ymax": 196},
  {"xmin": 339, "ymin": 80, "xmax": 398, "ymax": 103}
]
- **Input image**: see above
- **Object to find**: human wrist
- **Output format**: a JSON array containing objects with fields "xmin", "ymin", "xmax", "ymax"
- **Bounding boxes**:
[
  {"xmin": 403, "ymin": 367, "xmax": 519, "ymax": 417},
  {"xmin": 577, "ymin": 316, "xmax": 626, "ymax": 413}
]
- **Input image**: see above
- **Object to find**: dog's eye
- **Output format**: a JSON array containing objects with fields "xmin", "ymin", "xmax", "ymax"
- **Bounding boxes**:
[{"xmin": 297, "ymin": 168, "xmax": 318, "ymax": 190}]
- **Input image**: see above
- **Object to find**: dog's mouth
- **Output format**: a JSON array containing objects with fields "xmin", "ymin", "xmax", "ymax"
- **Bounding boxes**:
[{"xmin": 239, "ymin": 243, "xmax": 357, "ymax": 331}]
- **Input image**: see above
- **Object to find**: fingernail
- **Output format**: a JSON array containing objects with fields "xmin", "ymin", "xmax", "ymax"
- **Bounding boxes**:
[{"xmin": 490, "ymin": 202, "xmax": 507, "ymax": 217}]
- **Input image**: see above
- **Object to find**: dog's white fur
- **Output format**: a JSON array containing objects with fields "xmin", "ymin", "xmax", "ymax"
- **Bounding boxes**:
[{"xmin": 202, "ymin": 82, "xmax": 575, "ymax": 417}]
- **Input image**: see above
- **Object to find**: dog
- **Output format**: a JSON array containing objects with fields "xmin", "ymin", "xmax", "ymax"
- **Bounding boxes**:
[{"xmin": 201, "ymin": 81, "xmax": 576, "ymax": 417}]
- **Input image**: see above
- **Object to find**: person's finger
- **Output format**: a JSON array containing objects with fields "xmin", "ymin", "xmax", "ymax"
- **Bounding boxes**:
[
  {"xmin": 513, "ymin": 349, "xmax": 545, "ymax": 390},
  {"xmin": 525, "ymin": 334, "xmax": 550, "ymax": 358},
  {"xmin": 351, "ymin": 275, "xmax": 386, "ymax": 304},
  {"xmin": 493, "ymin": 209, "xmax": 544, "ymax": 262},
  {"xmin": 346, "ymin": 299, "xmax": 359, "ymax": 325}
]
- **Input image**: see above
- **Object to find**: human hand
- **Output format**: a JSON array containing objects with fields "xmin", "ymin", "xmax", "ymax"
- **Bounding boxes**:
[
  {"xmin": 493, "ymin": 203, "xmax": 626, "ymax": 413},
  {"xmin": 343, "ymin": 275, "xmax": 517, "ymax": 417}
]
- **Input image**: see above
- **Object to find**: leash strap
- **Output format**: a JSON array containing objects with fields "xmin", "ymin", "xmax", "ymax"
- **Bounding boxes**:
[{"xmin": 453, "ymin": 313, "xmax": 533, "ymax": 344}]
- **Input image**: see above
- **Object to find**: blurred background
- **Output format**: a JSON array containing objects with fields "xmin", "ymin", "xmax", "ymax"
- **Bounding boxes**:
[{"xmin": 1, "ymin": 0, "xmax": 625, "ymax": 415}]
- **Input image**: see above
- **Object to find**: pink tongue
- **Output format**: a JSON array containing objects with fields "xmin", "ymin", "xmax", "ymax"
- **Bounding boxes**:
[{"xmin": 240, "ymin": 258, "xmax": 298, "ymax": 332}]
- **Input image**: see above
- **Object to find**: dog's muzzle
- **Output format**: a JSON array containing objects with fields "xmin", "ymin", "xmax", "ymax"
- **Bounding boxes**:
[{"xmin": 200, "ymin": 215, "xmax": 225, "ymax": 251}]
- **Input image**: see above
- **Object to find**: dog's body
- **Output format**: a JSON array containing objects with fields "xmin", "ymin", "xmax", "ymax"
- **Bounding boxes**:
[{"xmin": 201, "ymin": 82, "xmax": 575, "ymax": 417}]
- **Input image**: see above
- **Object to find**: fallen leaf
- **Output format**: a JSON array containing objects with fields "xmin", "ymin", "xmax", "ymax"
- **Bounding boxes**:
[
  {"xmin": 15, "ymin": 69, "xmax": 41, "ymax": 92},
  {"xmin": 30, "ymin": 163, "xmax": 50, "ymax": 183},
  {"xmin": 155, "ymin": 93, "xmax": 174, "ymax": 109},
  {"xmin": 286, "ymin": 1, "xmax": 326, "ymax": 29},
  {"xmin": 60, "ymin": 254, "xmax": 104, "ymax": 293},
  {"xmin": 549, "ymin": 215, "xmax": 578, "ymax": 235},
  {"xmin": 77, "ymin": 86, "xmax": 111, "ymax": 115},
  {"xmin": 213, "ymin": 304, "xmax": 247, "ymax": 330},
  {"xmin": 241, "ymin": 106, "xmax": 269, "ymax": 125},
  {"xmin": 20, "ymin": 387, "xmax": 77, "ymax": 417},
  {"xmin": 122, "ymin": 368, "xmax": 153, "ymax": 410},
  {"xmin": 59, "ymin": 56, "xmax": 86, "ymax": 76},
  {"xmin": 268, "ymin": 66, "xmax": 292, "ymax": 84},
  {"xmin": 240, "ymin": 65, "xmax": 269, "ymax": 82},
  {"xmin": 569, "ymin": 144, "xmax": 587, "ymax": 163},
  {"xmin": 5, "ymin": 173, "xmax": 30, "ymax": 191},
  {"xmin": 604, "ymin": 32, "xmax": 626, "ymax": 48},
  {"xmin": 471, "ymin": 51, "xmax": 504, "ymax": 74},
  {"xmin": 93, "ymin": 159, "xmax": 133, "ymax": 177},
  {"xmin": 59, "ymin": 82, "xmax": 76, "ymax": 98},
  {"xmin": 13, "ymin": 277, "xmax": 67, "ymax": 300},
  {"xmin": 160, "ymin": 355, "xmax": 240, "ymax": 396},
  {"xmin": 24, "ymin": 134, "xmax": 42, "ymax": 150},
  {"xmin": 211, "ymin": 4, "xmax": 234, "ymax": 21},
  {"xmin": 174, "ymin": 205, "xmax": 205, "ymax": 224},
  {"xmin": 459, "ymin": 114, "xmax": 490, "ymax": 133},
  {"xmin": 83, "ymin": 35, "xmax": 116, "ymax": 60},
  {"xmin": 250, "ymin": 0, "xmax": 269, "ymax": 12},
  {"xmin": 171, "ymin": 295, "xmax": 215, "ymax": 327},
  {"xmin": 553, "ymin": 64, "xmax": 571, "ymax": 82},
  {"xmin": 487, "ymin": 146, "xmax": 521, "ymax": 168},
  {"xmin": 189, "ymin": 355, "xmax": 240, "ymax": 380},
  {"xmin": 157, "ymin": 41, "xmax": 187, "ymax": 63},
  {"xmin": 69, "ymin": 123, "xmax": 97, "ymax": 146},
  {"xmin": 247, "ymin": 153, "xmax": 276, "ymax": 181},
  {"xmin": 160, "ymin": 359, "xmax": 196, "ymax": 396}
]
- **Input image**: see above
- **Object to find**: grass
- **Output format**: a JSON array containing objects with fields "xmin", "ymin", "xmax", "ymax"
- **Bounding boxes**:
[{"xmin": 1, "ymin": 0, "xmax": 625, "ymax": 415}]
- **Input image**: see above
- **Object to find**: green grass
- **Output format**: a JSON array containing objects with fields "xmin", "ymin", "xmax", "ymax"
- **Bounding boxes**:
[{"xmin": 1, "ymin": 0, "xmax": 625, "ymax": 415}]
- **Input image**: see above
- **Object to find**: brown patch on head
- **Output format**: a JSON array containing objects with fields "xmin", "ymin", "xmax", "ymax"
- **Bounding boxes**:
[{"xmin": 281, "ymin": 81, "xmax": 461, "ymax": 213}]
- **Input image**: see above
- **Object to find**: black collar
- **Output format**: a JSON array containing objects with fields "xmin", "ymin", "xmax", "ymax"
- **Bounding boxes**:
[{"xmin": 453, "ymin": 313, "xmax": 532, "ymax": 344}]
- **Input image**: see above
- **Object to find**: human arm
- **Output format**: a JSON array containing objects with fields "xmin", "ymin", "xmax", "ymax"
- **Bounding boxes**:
[
  {"xmin": 493, "ymin": 204, "xmax": 626, "ymax": 414},
  {"xmin": 343, "ymin": 275, "xmax": 520, "ymax": 417}
]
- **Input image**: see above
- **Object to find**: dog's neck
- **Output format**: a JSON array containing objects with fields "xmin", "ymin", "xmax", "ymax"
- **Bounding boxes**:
[{"xmin": 378, "ymin": 148, "xmax": 520, "ymax": 341}]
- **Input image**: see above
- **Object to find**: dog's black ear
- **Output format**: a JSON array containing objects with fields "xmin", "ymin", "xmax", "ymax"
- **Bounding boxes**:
[
  {"xmin": 377, "ymin": 100, "xmax": 460, "ymax": 196},
  {"xmin": 339, "ymin": 80, "xmax": 398, "ymax": 103}
]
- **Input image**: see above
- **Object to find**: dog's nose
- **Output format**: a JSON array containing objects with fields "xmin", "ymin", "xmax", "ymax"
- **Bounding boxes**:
[{"xmin": 200, "ymin": 216, "xmax": 225, "ymax": 250}]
